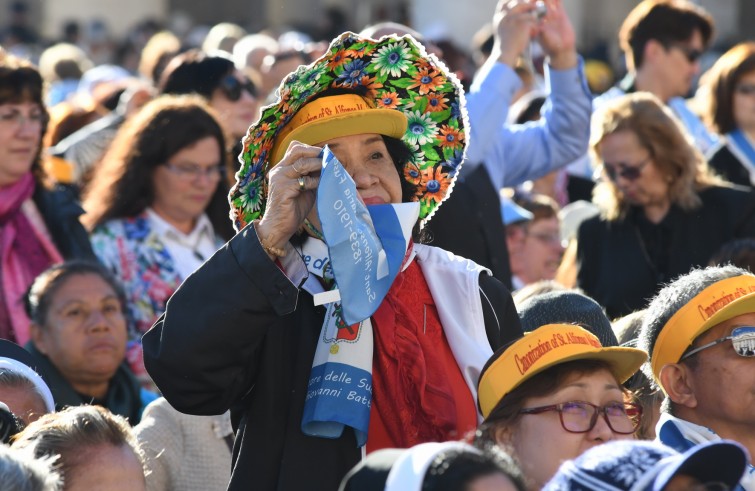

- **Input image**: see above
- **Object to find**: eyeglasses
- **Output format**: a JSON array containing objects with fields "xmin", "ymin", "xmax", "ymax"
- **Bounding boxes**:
[
  {"xmin": 668, "ymin": 43, "xmax": 704, "ymax": 64},
  {"xmin": 527, "ymin": 231, "xmax": 563, "ymax": 247},
  {"xmin": 601, "ymin": 156, "xmax": 652, "ymax": 182},
  {"xmin": 219, "ymin": 75, "xmax": 256, "ymax": 101},
  {"xmin": 163, "ymin": 163, "xmax": 224, "ymax": 182},
  {"xmin": 680, "ymin": 326, "xmax": 755, "ymax": 361},
  {"xmin": 519, "ymin": 401, "xmax": 642, "ymax": 434},
  {"xmin": 0, "ymin": 109, "xmax": 45, "ymax": 126},
  {"xmin": 735, "ymin": 83, "xmax": 755, "ymax": 96}
]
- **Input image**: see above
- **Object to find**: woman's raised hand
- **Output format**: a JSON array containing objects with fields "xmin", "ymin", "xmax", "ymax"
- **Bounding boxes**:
[{"xmin": 255, "ymin": 141, "xmax": 322, "ymax": 251}]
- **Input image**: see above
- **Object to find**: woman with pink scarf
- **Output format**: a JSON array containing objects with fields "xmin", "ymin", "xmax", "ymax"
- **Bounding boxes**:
[{"xmin": 0, "ymin": 51, "xmax": 94, "ymax": 343}]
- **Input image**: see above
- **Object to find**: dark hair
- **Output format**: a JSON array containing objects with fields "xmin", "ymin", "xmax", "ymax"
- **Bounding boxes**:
[
  {"xmin": 698, "ymin": 42, "xmax": 755, "ymax": 134},
  {"xmin": 158, "ymin": 49, "xmax": 235, "ymax": 98},
  {"xmin": 0, "ymin": 53, "xmax": 49, "ymax": 185},
  {"xmin": 477, "ymin": 359, "xmax": 617, "ymax": 444},
  {"xmin": 24, "ymin": 260, "xmax": 127, "ymax": 327},
  {"xmin": 619, "ymin": 0, "xmax": 714, "ymax": 71},
  {"xmin": 82, "ymin": 94, "xmax": 235, "ymax": 241},
  {"xmin": 422, "ymin": 444, "xmax": 526, "ymax": 491},
  {"xmin": 11, "ymin": 405, "xmax": 144, "ymax": 487},
  {"xmin": 708, "ymin": 238, "xmax": 755, "ymax": 272},
  {"xmin": 637, "ymin": 265, "xmax": 752, "ymax": 393},
  {"xmin": 0, "ymin": 403, "xmax": 25, "ymax": 445}
]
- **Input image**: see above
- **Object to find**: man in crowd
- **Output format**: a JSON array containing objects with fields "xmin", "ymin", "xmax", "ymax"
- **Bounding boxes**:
[
  {"xmin": 595, "ymin": 0, "xmax": 717, "ymax": 154},
  {"xmin": 430, "ymin": 0, "xmax": 592, "ymax": 287},
  {"xmin": 638, "ymin": 265, "xmax": 755, "ymax": 489}
]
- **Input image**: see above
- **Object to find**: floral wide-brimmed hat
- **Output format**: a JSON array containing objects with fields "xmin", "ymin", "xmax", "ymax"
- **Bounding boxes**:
[{"xmin": 229, "ymin": 31, "xmax": 468, "ymax": 231}]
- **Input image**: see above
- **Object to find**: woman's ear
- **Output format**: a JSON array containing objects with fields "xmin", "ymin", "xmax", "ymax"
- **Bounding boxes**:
[
  {"xmin": 29, "ymin": 323, "xmax": 50, "ymax": 355},
  {"xmin": 493, "ymin": 423, "xmax": 514, "ymax": 447},
  {"xmin": 658, "ymin": 363, "xmax": 697, "ymax": 409}
]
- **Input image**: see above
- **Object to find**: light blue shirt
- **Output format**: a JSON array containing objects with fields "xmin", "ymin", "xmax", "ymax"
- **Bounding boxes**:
[{"xmin": 464, "ymin": 58, "xmax": 593, "ymax": 189}]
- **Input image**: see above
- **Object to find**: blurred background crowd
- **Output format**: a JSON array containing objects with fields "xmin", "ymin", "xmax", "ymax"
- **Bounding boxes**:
[{"xmin": 1, "ymin": 0, "xmax": 755, "ymax": 489}]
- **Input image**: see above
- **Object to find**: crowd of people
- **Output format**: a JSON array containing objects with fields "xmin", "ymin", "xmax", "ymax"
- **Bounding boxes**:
[{"xmin": 1, "ymin": 0, "xmax": 755, "ymax": 490}]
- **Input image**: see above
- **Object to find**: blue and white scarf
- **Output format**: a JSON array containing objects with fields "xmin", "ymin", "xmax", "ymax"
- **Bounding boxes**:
[{"xmin": 300, "ymin": 147, "xmax": 418, "ymax": 447}]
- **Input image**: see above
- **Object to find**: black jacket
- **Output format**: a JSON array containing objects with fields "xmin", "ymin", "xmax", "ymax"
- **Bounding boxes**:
[
  {"xmin": 576, "ymin": 185, "xmax": 755, "ymax": 318},
  {"xmin": 143, "ymin": 224, "xmax": 522, "ymax": 491},
  {"xmin": 32, "ymin": 183, "xmax": 96, "ymax": 261},
  {"xmin": 708, "ymin": 144, "xmax": 753, "ymax": 188},
  {"xmin": 428, "ymin": 164, "xmax": 512, "ymax": 289}
]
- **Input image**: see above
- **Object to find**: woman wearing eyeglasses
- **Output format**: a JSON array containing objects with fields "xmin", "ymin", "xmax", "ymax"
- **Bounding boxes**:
[
  {"xmin": 0, "ymin": 52, "xmax": 96, "ymax": 345},
  {"xmin": 475, "ymin": 323, "xmax": 647, "ymax": 490},
  {"xmin": 557, "ymin": 92, "xmax": 755, "ymax": 318},
  {"xmin": 698, "ymin": 42, "xmax": 755, "ymax": 189},
  {"xmin": 81, "ymin": 95, "xmax": 235, "ymax": 384}
]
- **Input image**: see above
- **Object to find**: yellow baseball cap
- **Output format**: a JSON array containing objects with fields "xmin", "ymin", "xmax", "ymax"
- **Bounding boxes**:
[
  {"xmin": 650, "ymin": 274, "xmax": 755, "ymax": 383},
  {"xmin": 270, "ymin": 93, "xmax": 408, "ymax": 164},
  {"xmin": 477, "ymin": 324, "xmax": 647, "ymax": 419}
]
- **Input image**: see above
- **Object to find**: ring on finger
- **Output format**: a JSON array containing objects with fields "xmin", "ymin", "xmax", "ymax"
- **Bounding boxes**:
[{"xmin": 297, "ymin": 176, "xmax": 306, "ymax": 191}]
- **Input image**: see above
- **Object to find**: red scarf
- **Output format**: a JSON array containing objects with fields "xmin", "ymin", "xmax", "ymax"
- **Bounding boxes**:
[
  {"xmin": 0, "ymin": 173, "xmax": 63, "ymax": 342},
  {"xmin": 370, "ymin": 260, "xmax": 460, "ymax": 447}
]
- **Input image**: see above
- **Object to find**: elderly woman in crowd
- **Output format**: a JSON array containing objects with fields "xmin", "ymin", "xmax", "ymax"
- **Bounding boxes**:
[
  {"xmin": 0, "ymin": 339, "xmax": 55, "ymax": 425},
  {"xmin": 561, "ymin": 92, "xmax": 755, "ymax": 318},
  {"xmin": 82, "ymin": 95, "xmax": 234, "ymax": 340},
  {"xmin": 475, "ymin": 323, "xmax": 646, "ymax": 490},
  {"xmin": 12, "ymin": 405, "xmax": 146, "ymax": 491},
  {"xmin": 0, "ymin": 51, "xmax": 94, "ymax": 344},
  {"xmin": 698, "ymin": 42, "xmax": 755, "ymax": 188},
  {"xmin": 143, "ymin": 32, "xmax": 523, "ymax": 491},
  {"xmin": 24, "ymin": 261, "xmax": 154, "ymax": 424}
]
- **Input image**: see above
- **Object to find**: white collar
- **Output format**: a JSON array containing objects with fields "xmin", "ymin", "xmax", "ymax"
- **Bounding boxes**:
[{"xmin": 145, "ymin": 208, "xmax": 214, "ymax": 245}]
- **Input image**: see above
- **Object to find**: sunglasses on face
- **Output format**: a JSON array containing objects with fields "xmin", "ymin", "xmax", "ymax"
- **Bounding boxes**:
[
  {"xmin": 219, "ymin": 75, "xmax": 256, "ymax": 101},
  {"xmin": 668, "ymin": 43, "xmax": 704, "ymax": 64},
  {"xmin": 600, "ymin": 156, "xmax": 651, "ymax": 182},
  {"xmin": 519, "ymin": 400, "xmax": 642, "ymax": 434},
  {"xmin": 681, "ymin": 326, "xmax": 755, "ymax": 361}
]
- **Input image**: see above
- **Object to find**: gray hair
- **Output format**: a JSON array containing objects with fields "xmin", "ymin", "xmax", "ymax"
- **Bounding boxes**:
[
  {"xmin": 0, "ymin": 445, "xmax": 61, "ymax": 491},
  {"xmin": 637, "ymin": 265, "xmax": 753, "ymax": 390}
]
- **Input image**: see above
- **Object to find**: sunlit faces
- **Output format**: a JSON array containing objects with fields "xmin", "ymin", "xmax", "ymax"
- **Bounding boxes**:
[
  {"xmin": 319, "ymin": 133, "xmax": 403, "ymax": 205},
  {"xmin": 502, "ymin": 369, "xmax": 633, "ymax": 490},
  {"xmin": 658, "ymin": 30, "xmax": 705, "ymax": 99},
  {"xmin": 1, "ymin": 385, "xmax": 48, "ymax": 424},
  {"xmin": 151, "ymin": 136, "xmax": 222, "ymax": 234},
  {"xmin": 65, "ymin": 443, "xmax": 146, "ymax": 491},
  {"xmin": 304, "ymin": 133, "xmax": 402, "ymax": 232},
  {"xmin": 517, "ymin": 217, "xmax": 564, "ymax": 284},
  {"xmin": 209, "ymin": 69, "xmax": 258, "ymax": 139},
  {"xmin": 598, "ymin": 130, "xmax": 671, "ymax": 218},
  {"xmin": 733, "ymin": 70, "xmax": 755, "ymax": 133},
  {"xmin": 0, "ymin": 102, "xmax": 44, "ymax": 187},
  {"xmin": 30, "ymin": 274, "xmax": 128, "ymax": 397},
  {"xmin": 679, "ymin": 312, "xmax": 755, "ymax": 436}
]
